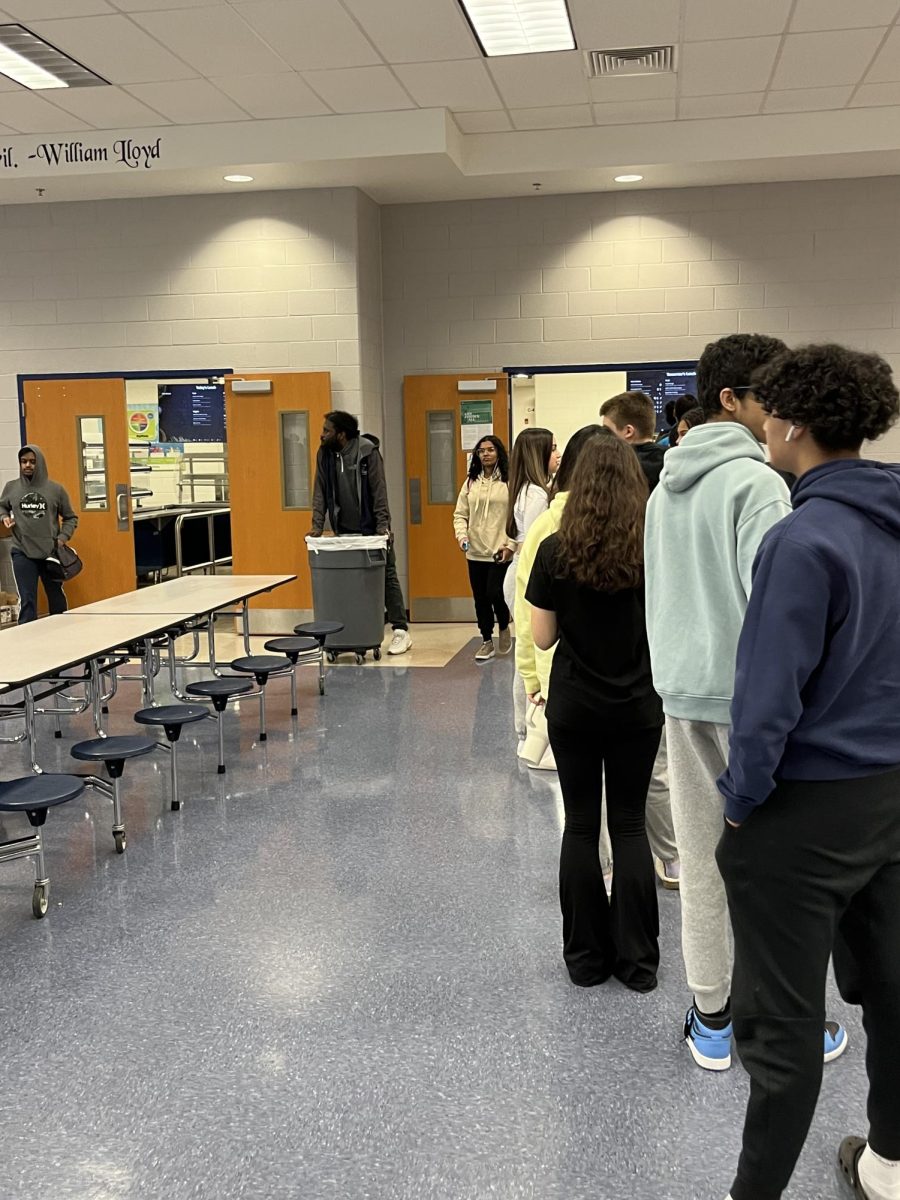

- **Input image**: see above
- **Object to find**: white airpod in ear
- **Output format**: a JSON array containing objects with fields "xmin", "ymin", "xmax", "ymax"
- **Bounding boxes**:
[{"xmin": 785, "ymin": 425, "xmax": 798, "ymax": 442}]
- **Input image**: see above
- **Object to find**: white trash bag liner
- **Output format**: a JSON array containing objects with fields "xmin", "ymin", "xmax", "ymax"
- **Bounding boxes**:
[{"xmin": 305, "ymin": 534, "xmax": 389, "ymax": 553}]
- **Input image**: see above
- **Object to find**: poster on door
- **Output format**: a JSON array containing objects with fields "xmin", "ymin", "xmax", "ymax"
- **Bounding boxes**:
[{"xmin": 460, "ymin": 400, "xmax": 493, "ymax": 451}]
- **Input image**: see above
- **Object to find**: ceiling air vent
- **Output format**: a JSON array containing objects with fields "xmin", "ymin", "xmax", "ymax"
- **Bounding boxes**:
[{"xmin": 586, "ymin": 45, "xmax": 676, "ymax": 78}]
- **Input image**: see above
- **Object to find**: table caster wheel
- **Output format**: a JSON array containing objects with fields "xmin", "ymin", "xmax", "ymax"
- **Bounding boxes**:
[
  {"xmin": 355, "ymin": 652, "xmax": 365, "ymax": 665},
  {"xmin": 326, "ymin": 651, "xmax": 337, "ymax": 664},
  {"xmin": 32, "ymin": 882, "xmax": 49, "ymax": 919},
  {"xmin": 373, "ymin": 647, "xmax": 382, "ymax": 661},
  {"xmin": 114, "ymin": 831, "xmax": 127, "ymax": 854}
]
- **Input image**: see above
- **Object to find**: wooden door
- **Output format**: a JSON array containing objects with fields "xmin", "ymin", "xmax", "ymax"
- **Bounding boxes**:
[
  {"xmin": 225, "ymin": 372, "xmax": 332, "ymax": 627},
  {"xmin": 404, "ymin": 374, "xmax": 508, "ymax": 622},
  {"xmin": 23, "ymin": 377, "xmax": 135, "ymax": 606}
]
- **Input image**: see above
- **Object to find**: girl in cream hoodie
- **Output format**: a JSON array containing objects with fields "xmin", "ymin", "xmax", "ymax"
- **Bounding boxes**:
[{"xmin": 453, "ymin": 435, "xmax": 510, "ymax": 663}]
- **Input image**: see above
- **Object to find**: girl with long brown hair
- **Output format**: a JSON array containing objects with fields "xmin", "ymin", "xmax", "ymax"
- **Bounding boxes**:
[
  {"xmin": 526, "ymin": 431, "xmax": 662, "ymax": 992},
  {"xmin": 502, "ymin": 426, "xmax": 558, "ymax": 736}
]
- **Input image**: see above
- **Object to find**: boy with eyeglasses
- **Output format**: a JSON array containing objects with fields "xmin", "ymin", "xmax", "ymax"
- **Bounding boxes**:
[{"xmin": 643, "ymin": 334, "xmax": 847, "ymax": 1071}]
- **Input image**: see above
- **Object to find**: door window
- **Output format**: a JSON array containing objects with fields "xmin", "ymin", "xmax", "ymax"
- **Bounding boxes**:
[
  {"xmin": 78, "ymin": 415, "xmax": 109, "ymax": 510},
  {"xmin": 427, "ymin": 411, "xmax": 456, "ymax": 504},
  {"xmin": 280, "ymin": 411, "xmax": 311, "ymax": 509}
]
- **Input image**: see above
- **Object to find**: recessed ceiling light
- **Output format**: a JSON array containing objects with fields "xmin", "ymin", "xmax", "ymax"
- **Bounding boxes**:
[
  {"xmin": 0, "ymin": 23, "xmax": 108, "ymax": 90},
  {"xmin": 614, "ymin": 174, "xmax": 644, "ymax": 183},
  {"xmin": 224, "ymin": 174, "xmax": 254, "ymax": 183},
  {"xmin": 458, "ymin": 0, "xmax": 575, "ymax": 57}
]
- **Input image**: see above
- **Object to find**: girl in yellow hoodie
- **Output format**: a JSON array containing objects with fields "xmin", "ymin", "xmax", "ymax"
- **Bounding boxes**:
[{"xmin": 453, "ymin": 435, "xmax": 510, "ymax": 663}]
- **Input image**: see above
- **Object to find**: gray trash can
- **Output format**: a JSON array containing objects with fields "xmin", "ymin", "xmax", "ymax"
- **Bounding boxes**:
[{"xmin": 306, "ymin": 535, "xmax": 387, "ymax": 661}]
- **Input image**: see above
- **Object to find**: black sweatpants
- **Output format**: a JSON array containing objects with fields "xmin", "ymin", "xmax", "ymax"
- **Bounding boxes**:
[
  {"xmin": 11, "ymin": 549, "xmax": 66, "ymax": 624},
  {"xmin": 549, "ymin": 719, "xmax": 661, "ymax": 989},
  {"xmin": 466, "ymin": 558, "xmax": 509, "ymax": 642},
  {"xmin": 384, "ymin": 543, "xmax": 407, "ymax": 630},
  {"xmin": 716, "ymin": 767, "xmax": 900, "ymax": 1200}
]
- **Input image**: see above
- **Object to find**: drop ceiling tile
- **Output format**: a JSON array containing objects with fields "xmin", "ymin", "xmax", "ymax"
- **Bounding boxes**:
[
  {"xmin": 393, "ymin": 60, "xmax": 502, "ymax": 111},
  {"xmin": 678, "ymin": 93, "xmax": 763, "ymax": 118},
  {"xmin": 0, "ymin": 91, "xmax": 91, "ymax": 132},
  {"xmin": 124, "ymin": 79, "xmax": 250, "ymax": 123},
  {"xmin": 453, "ymin": 109, "xmax": 512, "ymax": 132},
  {"xmin": 301, "ymin": 66, "xmax": 416, "ymax": 113},
  {"xmin": 683, "ymin": 0, "xmax": 793, "ymax": 40},
  {"xmin": 791, "ymin": 0, "xmax": 900, "ymax": 31},
  {"xmin": 763, "ymin": 86, "xmax": 853, "ymax": 112},
  {"xmin": 679, "ymin": 37, "xmax": 781, "ymax": 96},
  {"xmin": 851, "ymin": 80, "xmax": 900, "ymax": 104},
  {"xmin": 29, "ymin": 16, "xmax": 198, "ymax": 83},
  {"xmin": 42, "ymin": 85, "xmax": 171, "ymax": 128},
  {"xmin": 3, "ymin": 0, "xmax": 113, "ymax": 14},
  {"xmin": 589, "ymin": 74, "xmax": 677, "ymax": 103},
  {"xmin": 772, "ymin": 29, "xmax": 886, "ymax": 88},
  {"xmin": 235, "ymin": 0, "xmax": 382, "ymax": 71},
  {"xmin": 212, "ymin": 72, "xmax": 331, "ymax": 118},
  {"xmin": 488, "ymin": 51, "xmax": 589, "ymax": 109},
  {"xmin": 510, "ymin": 104, "xmax": 593, "ymax": 129},
  {"xmin": 865, "ymin": 27, "xmax": 900, "ymax": 82},
  {"xmin": 341, "ymin": 0, "xmax": 477, "ymax": 63},
  {"xmin": 131, "ymin": 6, "xmax": 290, "ymax": 77},
  {"xmin": 569, "ymin": 0, "xmax": 680, "ymax": 48},
  {"xmin": 592, "ymin": 98, "xmax": 676, "ymax": 124}
]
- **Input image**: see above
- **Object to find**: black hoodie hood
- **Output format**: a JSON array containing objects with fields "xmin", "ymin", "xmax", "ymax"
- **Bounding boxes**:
[{"xmin": 792, "ymin": 458, "xmax": 900, "ymax": 539}]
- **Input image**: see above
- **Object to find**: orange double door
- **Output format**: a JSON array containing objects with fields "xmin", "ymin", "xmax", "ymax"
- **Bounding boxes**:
[
  {"xmin": 403, "ymin": 374, "xmax": 508, "ymax": 622},
  {"xmin": 21, "ymin": 372, "xmax": 333, "ymax": 621}
]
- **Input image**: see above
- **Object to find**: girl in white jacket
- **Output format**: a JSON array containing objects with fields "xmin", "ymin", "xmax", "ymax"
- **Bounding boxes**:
[{"xmin": 453, "ymin": 435, "xmax": 510, "ymax": 663}]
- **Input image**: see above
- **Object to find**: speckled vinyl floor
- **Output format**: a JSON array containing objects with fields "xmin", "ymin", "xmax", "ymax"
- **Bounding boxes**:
[{"xmin": 0, "ymin": 639, "xmax": 867, "ymax": 1200}]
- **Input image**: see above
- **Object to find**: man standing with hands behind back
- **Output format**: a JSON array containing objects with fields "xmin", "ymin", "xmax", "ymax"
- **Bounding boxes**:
[
  {"xmin": 310, "ymin": 410, "xmax": 411, "ymax": 656},
  {"xmin": 0, "ymin": 444, "xmax": 78, "ymax": 624}
]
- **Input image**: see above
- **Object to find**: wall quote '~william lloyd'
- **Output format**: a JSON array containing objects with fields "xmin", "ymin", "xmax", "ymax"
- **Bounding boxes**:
[{"xmin": 0, "ymin": 137, "xmax": 163, "ymax": 171}]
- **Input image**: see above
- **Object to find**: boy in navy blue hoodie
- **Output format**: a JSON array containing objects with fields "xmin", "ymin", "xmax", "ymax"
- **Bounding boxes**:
[{"xmin": 716, "ymin": 344, "xmax": 900, "ymax": 1200}]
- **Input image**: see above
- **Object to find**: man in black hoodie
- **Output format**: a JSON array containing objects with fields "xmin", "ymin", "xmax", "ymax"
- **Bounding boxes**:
[
  {"xmin": 0, "ymin": 444, "xmax": 78, "ymax": 623},
  {"xmin": 600, "ymin": 391, "xmax": 668, "ymax": 490},
  {"xmin": 310, "ymin": 411, "xmax": 410, "ymax": 655}
]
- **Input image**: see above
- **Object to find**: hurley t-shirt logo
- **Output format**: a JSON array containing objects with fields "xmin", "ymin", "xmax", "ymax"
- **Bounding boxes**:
[{"xmin": 19, "ymin": 492, "xmax": 48, "ymax": 520}]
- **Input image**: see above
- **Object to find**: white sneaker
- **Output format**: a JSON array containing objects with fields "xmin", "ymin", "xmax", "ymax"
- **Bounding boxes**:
[
  {"xmin": 655, "ymin": 857, "xmax": 681, "ymax": 890},
  {"xmin": 388, "ymin": 629, "xmax": 411, "ymax": 655}
]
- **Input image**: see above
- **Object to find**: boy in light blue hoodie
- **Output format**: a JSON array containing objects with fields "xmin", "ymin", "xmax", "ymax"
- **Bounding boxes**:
[{"xmin": 644, "ymin": 334, "xmax": 847, "ymax": 1074}]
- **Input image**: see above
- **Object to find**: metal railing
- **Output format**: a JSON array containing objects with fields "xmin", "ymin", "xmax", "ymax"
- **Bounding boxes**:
[{"xmin": 174, "ymin": 507, "xmax": 232, "ymax": 577}]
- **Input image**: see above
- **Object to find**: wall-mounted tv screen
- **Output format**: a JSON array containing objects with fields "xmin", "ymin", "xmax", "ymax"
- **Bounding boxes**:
[
  {"xmin": 157, "ymin": 383, "xmax": 226, "ymax": 443},
  {"xmin": 627, "ymin": 367, "xmax": 697, "ymax": 432}
]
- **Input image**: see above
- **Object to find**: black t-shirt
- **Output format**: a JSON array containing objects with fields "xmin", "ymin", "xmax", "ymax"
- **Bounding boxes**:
[{"xmin": 525, "ymin": 533, "xmax": 662, "ymax": 731}]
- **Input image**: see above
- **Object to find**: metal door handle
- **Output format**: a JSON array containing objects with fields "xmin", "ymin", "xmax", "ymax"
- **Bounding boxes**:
[
  {"xmin": 115, "ymin": 483, "xmax": 130, "ymax": 531},
  {"xmin": 409, "ymin": 478, "xmax": 422, "ymax": 525}
]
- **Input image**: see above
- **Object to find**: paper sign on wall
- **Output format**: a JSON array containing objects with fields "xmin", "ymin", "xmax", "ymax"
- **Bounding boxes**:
[
  {"xmin": 460, "ymin": 399, "xmax": 493, "ymax": 451},
  {"xmin": 127, "ymin": 405, "xmax": 159, "ymax": 441}
]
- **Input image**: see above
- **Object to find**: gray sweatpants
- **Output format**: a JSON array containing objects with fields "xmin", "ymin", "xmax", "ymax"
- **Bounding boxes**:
[{"xmin": 666, "ymin": 715, "xmax": 733, "ymax": 1014}]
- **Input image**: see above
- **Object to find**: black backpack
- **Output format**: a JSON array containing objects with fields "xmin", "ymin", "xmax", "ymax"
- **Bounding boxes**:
[{"xmin": 44, "ymin": 541, "xmax": 83, "ymax": 582}]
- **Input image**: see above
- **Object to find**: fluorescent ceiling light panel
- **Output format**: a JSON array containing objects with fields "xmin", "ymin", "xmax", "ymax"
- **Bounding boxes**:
[
  {"xmin": 459, "ymin": 0, "xmax": 575, "ymax": 57},
  {"xmin": 0, "ymin": 24, "xmax": 108, "ymax": 90}
]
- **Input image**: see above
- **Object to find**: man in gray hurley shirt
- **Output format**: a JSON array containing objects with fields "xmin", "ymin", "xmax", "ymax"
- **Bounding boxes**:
[{"xmin": 311, "ymin": 410, "xmax": 411, "ymax": 655}]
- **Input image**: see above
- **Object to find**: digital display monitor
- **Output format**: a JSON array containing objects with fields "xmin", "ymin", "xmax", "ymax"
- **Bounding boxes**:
[
  {"xmin": 626, "ymin": 366, "xmax": 697, "ymax": 432},
  {"xmin": 157, "ymin": 384, "xmax": 226, "ymax": 443}
]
